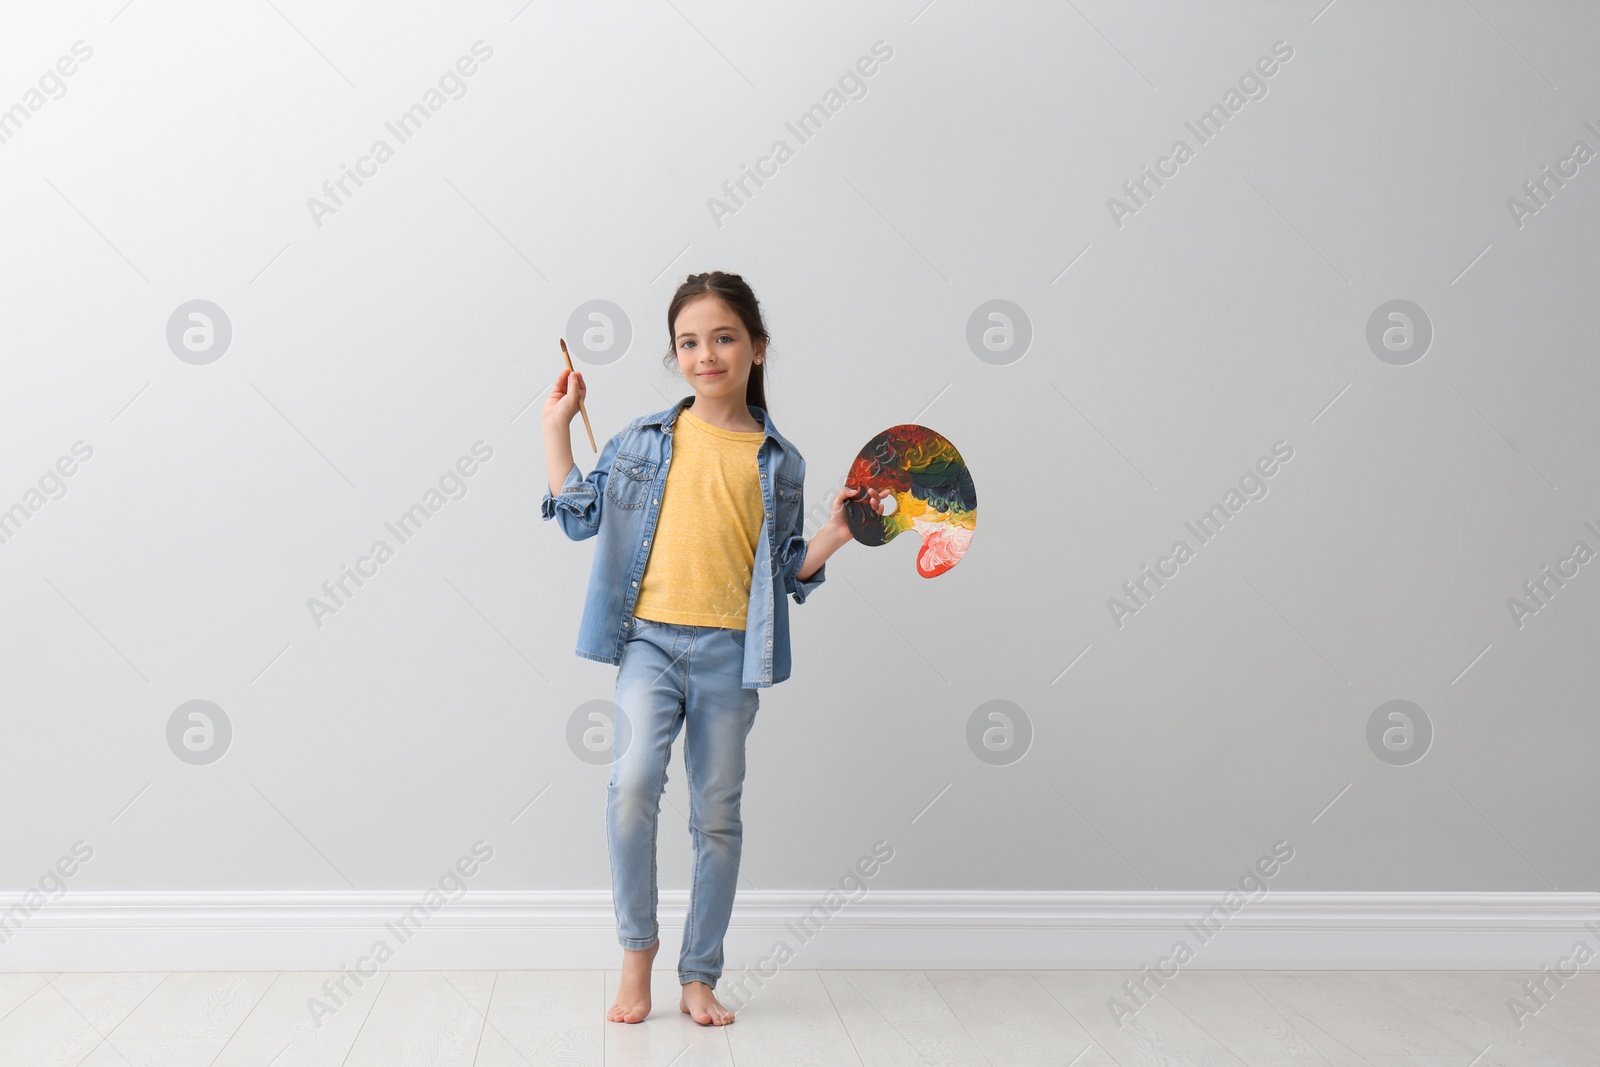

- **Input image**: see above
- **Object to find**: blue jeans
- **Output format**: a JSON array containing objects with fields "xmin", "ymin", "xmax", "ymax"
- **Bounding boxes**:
[{"xmin": 607, "ymin": 614, "xmax": 760, "ymax": 988}]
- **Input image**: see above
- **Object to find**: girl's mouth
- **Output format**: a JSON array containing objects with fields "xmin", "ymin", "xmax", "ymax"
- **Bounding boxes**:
[{"xmin": 698, "ymin": 370, "xmax": 725, "ymax": 378}]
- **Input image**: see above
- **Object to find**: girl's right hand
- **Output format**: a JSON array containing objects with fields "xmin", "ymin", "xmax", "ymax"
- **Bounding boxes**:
[{"xmin": 543, "ymin": 368, "xmax": 585, "ymax": 427}]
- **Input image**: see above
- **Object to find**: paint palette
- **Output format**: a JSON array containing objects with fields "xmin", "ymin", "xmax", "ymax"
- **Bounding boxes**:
[{"xmin": 843, "ymin": 424, "xmax": 976, "ymax": 578}]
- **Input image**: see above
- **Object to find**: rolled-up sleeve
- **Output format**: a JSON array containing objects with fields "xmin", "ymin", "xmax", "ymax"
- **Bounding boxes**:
[
  {"xmin": 783, "ymin": 535, "xmax": 826, "ymax": 603},
  {"xmin": 541, "ymin": 431, "xmax": 621, "ymax": 541}
]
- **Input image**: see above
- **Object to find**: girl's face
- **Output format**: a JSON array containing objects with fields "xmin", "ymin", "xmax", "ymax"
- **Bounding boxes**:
[{"xmin": 673, "ymin": 295, "xmax": 764, "ymax": 399}]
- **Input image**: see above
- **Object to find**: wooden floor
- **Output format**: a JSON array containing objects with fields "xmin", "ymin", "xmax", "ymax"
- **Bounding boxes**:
[{"xmin": 1, "ymin": 968, "xmax": 1596, "ymax": 1065}]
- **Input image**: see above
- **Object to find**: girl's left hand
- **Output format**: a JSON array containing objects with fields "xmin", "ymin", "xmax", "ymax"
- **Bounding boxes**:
[{"xmin": 822, "ymin": 484, "xmax": 891, "ymax": 543}]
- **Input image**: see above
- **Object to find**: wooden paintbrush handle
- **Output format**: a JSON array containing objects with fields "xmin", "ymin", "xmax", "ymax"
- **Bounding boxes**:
[{"xmin": 559, "ymin": 338, "xmax": 598, "ymax": 453}]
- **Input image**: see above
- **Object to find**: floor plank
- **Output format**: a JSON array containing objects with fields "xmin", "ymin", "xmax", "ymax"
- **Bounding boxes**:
[
  {"xmin": 1031, "ymin": 970, "xmax": 1242, "ymax": 1066},
  {"xmin": 819, "ymin": 970, "xmax": 994, "ymax": 1067},
  {"xmin": 932, "ymin": 970, "xmax": 1113, "ymax": 1065},
  {"xmin": 475, "ymin": 1026, "xmax": 606, "ymax": 1067},
  {"xmin": 212, "ymin": 970, "xmax": 389, "ymax": 1067},
  {"xmin": 0, "ymin": 982, "xmax": 114, "ymax": 1067},
  {"xmin": 66, "ymin": 972, "xmax": 276, "ymax": 1067},
  {"xmin": 1384, "ymin": 969, "xmax": 1598, "ymax": 1065},
  {"xmin": 341, "ymin": 971, "xmax": 494, "ymax": 1067},
  {"xmin": 104, "ymin": 971, "xmax": 276, "ymax": 1043},
  {"xmin": 1281, "ymin": 1009, "xmax": 1403, "ymax": 1067},
  {"xmin": 1244, "ymin": 971, "xmax": 1479, "ymax": 1059},
  {"xmin": 720, "ymin": 968, "xmax": 863, "ymax": 1066},
  {"xmin": 1182, "ymin": 1011, "xmax": 1346, "ymax": 1066},
  {"xmin": 0, "ymin": 973, "xmax": 54, "ymax": 1023},
  {"xmin": 48, "ymin": 972, "xmax": 167, "ymax": 1045}
]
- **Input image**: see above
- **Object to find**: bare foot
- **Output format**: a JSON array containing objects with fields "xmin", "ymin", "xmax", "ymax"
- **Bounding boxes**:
[
  {"xmin": 680, "ymin": 980, "xmax": 735, "ymax": 1025},
  {"xmin": 607, "ymin": 940, "xmax": 659, "ymax": 1023}
]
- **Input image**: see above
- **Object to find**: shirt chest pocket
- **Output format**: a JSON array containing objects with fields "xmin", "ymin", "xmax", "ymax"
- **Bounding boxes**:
[
  {"xmin": 774, "ymin": 473, "xmax": 804, "ymax": 533},
  {"xmin": 606, "ymin": 452, "xmax": 658, "ymax": 510}
]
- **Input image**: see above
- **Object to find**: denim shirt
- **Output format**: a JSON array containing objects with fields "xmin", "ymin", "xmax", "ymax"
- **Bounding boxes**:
[{"xmin": 540, "ymin": 394, "xmax": 826, "ymax": 688}]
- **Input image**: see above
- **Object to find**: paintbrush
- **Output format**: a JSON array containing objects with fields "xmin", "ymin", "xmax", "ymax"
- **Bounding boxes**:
[{"xmin": 559, "ymin": 337, "xmax": 597, "ymax": 453}]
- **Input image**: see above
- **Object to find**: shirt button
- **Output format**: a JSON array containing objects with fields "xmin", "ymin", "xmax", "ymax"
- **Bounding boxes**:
[
  {"xmin": 631, "ymin": 581, "xmax": 638, "ymax": 587},
  {"xmin": 652, "ymin": 498, "xmax": 659, "ymax": 505}
]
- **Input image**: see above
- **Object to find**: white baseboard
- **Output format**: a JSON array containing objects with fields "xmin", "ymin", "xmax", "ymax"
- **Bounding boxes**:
[{"xmin": 3, "ymin": 890, "xmax": 1597, "ymax": 971}]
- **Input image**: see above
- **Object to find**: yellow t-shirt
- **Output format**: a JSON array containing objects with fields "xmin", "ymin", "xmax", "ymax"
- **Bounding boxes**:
[{"xmin": 631, "ymin": 405, "xmax": 765, "ymax": 629}]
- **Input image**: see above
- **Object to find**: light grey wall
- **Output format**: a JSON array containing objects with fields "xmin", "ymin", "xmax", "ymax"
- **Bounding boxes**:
[{"xmin": 2, "ymin": 0, "xmax": 1596, "ymax": 901}]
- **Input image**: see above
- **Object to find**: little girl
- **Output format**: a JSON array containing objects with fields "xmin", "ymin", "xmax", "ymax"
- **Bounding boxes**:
[{"xmin": 540, "ymin": 271, "xmax": 886, "ymax": 1027}]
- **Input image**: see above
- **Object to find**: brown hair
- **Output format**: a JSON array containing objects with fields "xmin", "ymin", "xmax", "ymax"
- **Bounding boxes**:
[{"xmin": 664, "ymin": 271, "xmax": 770, "ymax": 413}]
